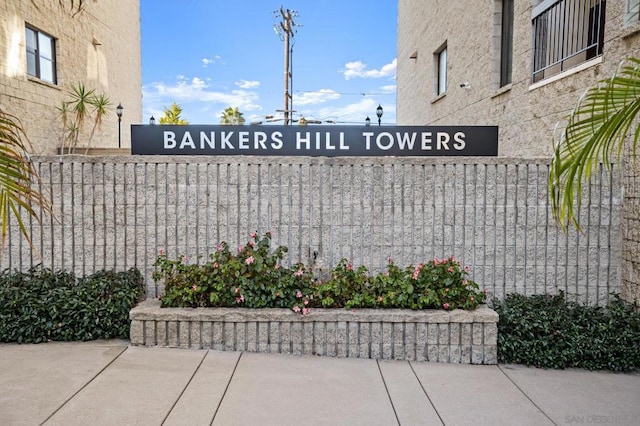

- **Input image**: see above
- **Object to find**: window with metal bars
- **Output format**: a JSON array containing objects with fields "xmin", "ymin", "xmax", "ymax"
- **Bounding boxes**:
[{"xmin": 531, "ymin": 0, "xmax": 605, "ymax": 83}]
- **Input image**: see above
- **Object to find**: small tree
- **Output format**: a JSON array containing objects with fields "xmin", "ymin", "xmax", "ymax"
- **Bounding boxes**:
[
  {"xmin": 58, "ymin": 83, "xmax": 110, "ymax": 154},
  {"xmin": 220, "ymin": 107, "xmax": 245, "ymax": 125},
  {"xmin": 159, "ymin": 103, "xmax": 189, "ymax": 125}
]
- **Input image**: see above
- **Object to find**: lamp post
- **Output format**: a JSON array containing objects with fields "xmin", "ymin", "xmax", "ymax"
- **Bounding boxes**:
[
  {"xmin": 365, "ymin": 116, "xmax": 371, "ymax": 126},
  {"xmin": 149, "ymin": 116, "xmax": 156, "ymax": 125},
  {"xmin": 376, "ymin": 104, "xmax": 383, "ymax": 126},
  {"xmin": 116, "ymin": 103, "xmax": 123, "ymax": 148}
]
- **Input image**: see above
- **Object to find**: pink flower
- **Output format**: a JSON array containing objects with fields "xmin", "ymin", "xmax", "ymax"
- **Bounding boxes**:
[
  {"xmin": 236, "ymin": 294, "xmax": 245, "ymax": 303},
  {"xmin": 412, "ymin": 265, "xmax": 421, "ymax": 280},
  {"xmin": 250, "ymin": 231, "xmax": 257, "ymax": 238},
  {"xmin": 462, "ymin": 279, "xmax": 468, "ymax": 285},
  {"xmin": 296, "ymin": 290, "xmax": 303, "ymax": 299},
  {"xmin": 470, "ymin": 296, "xmax": 475, "ymax": 301},
  {"xmin": 445, "ymin": 287, "xmax": 449, "ymax": 293},
  {"xmin": 216, "ymin": 244, "xmax": 223, "ymax": 251},
  {"xmin": 347, "ymin": 263, "xmax": 353, "ymax": 271},
  {"xmin": 303, "ymin": 299, "xmax": 309, "ymax": 305},
  {"xmin": 465, "ymin": 266, "xmax": 470, "ymax": 272},
  {"xmin": 302, "ymin": 308, "xmax": 310, "ymax": 315},
  {"xmin": 294, "ymin": 268, "xmax": 304, "ymax": 277},
  {"xmin": 447, "ymin": 267, "xmax": 454, "ymax": 273},
  {"xmin": 159, "ymin": 249, "xmax": 164, "ymax": 255},
  {"xmin": 248, "ymin": 241, "xmax": 255, "ymax": 248},
  {"xmin": 293, "ymin": 305, "xmax": 301, "ymax": 313},
  {"xmin": 245, "ymin": 256, "xmax": 254, "ymax": 265},
  {"xmin": 235, "ymin": 287, "xmax": 240, "ymax": 294},
  {"xmin": 238, "ymin": 245, "xmax": 244, "ymax": 253},
  {"xmin": 213, "ymin": 262, "xmax": 219, "ymax": 268},
  {"xmin": 378, "ymin": 296, "xmax": 384, "ymax": 302},
  {"xmin": 384, "ymin": 270, "xmax": 390, "ymax": 277},
  {"xmin": 183, "ymin": 255, "xmax": 188, "ymax": 263},
  {"xmin": 443, "ymin": 303, "xmax": 450, "ymax": 310},
  {"xmin": 192, "ymin": 285, "xmax": 197, "ymax": 291},
  {"xmin": 433, "ymin": 259, "xmax": 439, "ymax": 266}
]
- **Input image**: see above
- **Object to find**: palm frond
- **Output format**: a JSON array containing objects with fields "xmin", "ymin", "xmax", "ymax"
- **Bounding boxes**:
[
  {"xmin": 550, "ymin": 58, "xmax": 640, "ymax": 230},
  {"xmin": 0, "ymin": 109, "xmax": 54, "ymax": 253}
]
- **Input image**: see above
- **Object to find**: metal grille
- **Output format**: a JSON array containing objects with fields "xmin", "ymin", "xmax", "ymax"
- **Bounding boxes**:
[
  {"xmin": 0, "ymin": 157, "xmax": 621, "ymax": 305},
  {"xmin": 532, "ymin": 0, "xmax": 605, "ymax": 83}
]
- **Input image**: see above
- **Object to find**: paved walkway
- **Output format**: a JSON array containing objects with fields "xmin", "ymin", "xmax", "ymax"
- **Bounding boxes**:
[{"xmin": 1, "ymin": 340, "xmax": 639, "ymax": 425}]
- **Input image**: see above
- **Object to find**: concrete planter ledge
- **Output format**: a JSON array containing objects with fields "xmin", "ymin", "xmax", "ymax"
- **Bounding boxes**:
[{"xmin": 130, "ymin": 300, "xmax": 498, "ymax": 364}]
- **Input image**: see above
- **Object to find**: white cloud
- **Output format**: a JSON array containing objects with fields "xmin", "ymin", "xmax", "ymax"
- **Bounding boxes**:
[
  {"xmin": 342, "ymin": 58, "xmax": 397, "ymax": 80},
  {"xmin": 235, "ymin": 80, "xmax": 260, "ymax": 89},
  {"xmin": 293, "ymin": 89, "xmax": 340, "ymax": 106},
  {"xmin": 202, "ymin": 58, "xmax": 214, "ymax": 67},
  {"xmin": 379, "ymin": 84, "xmax": 397, "ymax": 94},
  {"xmin": 312, "ymin": 98, "xmax": 379, "ymax": 124},
  {"xmin": 142, "ymin": 75, "xmax": 263, "ymax": 123}
]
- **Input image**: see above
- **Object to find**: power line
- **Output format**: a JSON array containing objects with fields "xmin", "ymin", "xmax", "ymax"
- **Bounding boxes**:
[{"xmin": 296, "ymin": 90, "xmax": 395, "ymax": 96}]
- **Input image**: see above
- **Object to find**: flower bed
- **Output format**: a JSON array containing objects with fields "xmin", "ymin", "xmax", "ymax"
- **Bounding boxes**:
[
  {"xmin": 131, "ymin": 232, "xmax": 497, "ymax": 363},
  {"xmin": 129, "ymin": 300, "xmax": 498, "ymax": 364}
]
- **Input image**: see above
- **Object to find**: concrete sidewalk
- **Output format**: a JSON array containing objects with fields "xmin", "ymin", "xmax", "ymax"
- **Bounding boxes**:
[{"xmin": 0, "ymin": 341, "xmax": 639, "ymax": 426}]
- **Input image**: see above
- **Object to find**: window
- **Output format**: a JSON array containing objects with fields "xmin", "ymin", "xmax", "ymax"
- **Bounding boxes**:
[
  {"xmin": 625, "ymin": 0, "xmax": 640, "ymax": 25},
  {"xmin": 436, "ymin": 45, "xmax": 447, "ymax": 95},
  {"xmin": 500, "ymin": 0, "xmax": 514, "ymax": 86},
  {"xmin": 532, "ymin": 0, "xmax": 605, "ymax": 83},
  {"xmin": 26, "ymin": 26, "xmax": 56, "ymax": 84}
]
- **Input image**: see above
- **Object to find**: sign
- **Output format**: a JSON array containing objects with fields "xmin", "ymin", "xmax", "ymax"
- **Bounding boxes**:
[{"xmin": 131, "ymin": 125, "xmax": 498, "ymax": 156}]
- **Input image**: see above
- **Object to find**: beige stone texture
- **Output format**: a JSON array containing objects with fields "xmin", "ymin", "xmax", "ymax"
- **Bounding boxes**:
[
  {"xmin": 397, "ymin": 0, "xmax": 640, "ymax": 158},
  {"xmin": 0, "ymin": 0, "xmax": 142, "ymax": 154},
  {"xmin": 129, "ymin": 300, "xmax": 498, "ymax": 364},
  {"xmin": 398, "ymin": 0, "xmax": 640, "ymax": 302}
]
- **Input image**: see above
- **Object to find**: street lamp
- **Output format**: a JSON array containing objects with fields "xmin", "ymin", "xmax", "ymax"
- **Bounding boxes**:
[
  {"xmin": 376, "ymin": 104, "xmax": 383, "ymax": 126},
  {"xmin": 149, "ymin": 115, "xmax": 156, "ymax": 125},
  {"xmin": 365, "ymin": 116, "xmax": 371, "ymax": 126},
  {"xmin": 116, "ymin": 103, "xmax": 123, "ymax": 148}
]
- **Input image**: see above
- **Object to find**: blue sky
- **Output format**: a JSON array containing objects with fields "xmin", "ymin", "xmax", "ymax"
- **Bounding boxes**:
[{"xmin": 140, "ymin": 1, "xmax": 397, "ymax": 125}]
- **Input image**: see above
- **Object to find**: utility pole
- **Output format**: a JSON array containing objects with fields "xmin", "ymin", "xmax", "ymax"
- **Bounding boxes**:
[{"xmin": 274, "ymin": 6, "xmax": 299, "ymax": 125}]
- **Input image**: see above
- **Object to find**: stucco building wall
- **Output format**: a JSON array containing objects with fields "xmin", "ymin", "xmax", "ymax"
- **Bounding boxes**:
[
  {"xmin": 0, "ymin": 0, "xmax": 141, "ymax": 154},
  {"xmin": 397, "ymin": 0, "xmax": 640, "ymax": 302},
  {"xmin": 397, "ymin": 0, "xmax": 640, "ymax": 158}
]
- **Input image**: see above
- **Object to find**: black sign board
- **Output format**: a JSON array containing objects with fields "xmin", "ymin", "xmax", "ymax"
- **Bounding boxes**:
[{"xmin": 131, "ymin": 125, "xmax": 498, "ymax": 156}]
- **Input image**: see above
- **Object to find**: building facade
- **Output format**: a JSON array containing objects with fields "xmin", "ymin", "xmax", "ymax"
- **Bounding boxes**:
[
  {"xmin": 398, "ymin": 0, "xmax": 640, "ymax": 303},
  {"xmin": 0, "ymin": 0, "xmax": 141, "ymax": 154},
  {"xmin": 397, "ymin": 0, "xmax": 640, "ymax": 158}
]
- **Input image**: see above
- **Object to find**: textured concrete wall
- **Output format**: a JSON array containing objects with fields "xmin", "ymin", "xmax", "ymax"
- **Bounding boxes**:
[
  {"xmin": 130, "ymin": 300, "xmax": 499, "ymax": 364},
  {"xmin": 0, "ymin": 1, "xmax": 142, "ymax": 154},
  {"xmin": 0, "ymin": 155, "xmax": 622, "ymax": 305},
  {"xmin": 397, "ymin": 0, "xmax": 640, "ymax": 302}
]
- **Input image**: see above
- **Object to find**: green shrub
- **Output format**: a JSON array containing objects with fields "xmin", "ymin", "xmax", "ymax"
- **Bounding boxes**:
[
  {"xmin": 493, "ymin": 292, "xmax": 640, "ymax": 371},
  {"xmin": 153, "ymin": 232, "xmax": 486, "ymax": 312},
  {"xmin": 0, "ymin": 267, "xmax": 145, "ymax": 343}
]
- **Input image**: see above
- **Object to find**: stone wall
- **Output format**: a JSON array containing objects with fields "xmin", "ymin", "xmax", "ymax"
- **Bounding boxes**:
[
  {"xmin": 130, "ymin": 300, "xmax": 499, "ymax": 364},
  {"xmin": 0, "ymin": 155, "xmax": 622, "ymax": 305},
  {"xmin": 397, "ymin": 0, "xmax": 640, "ymax": 303}
]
